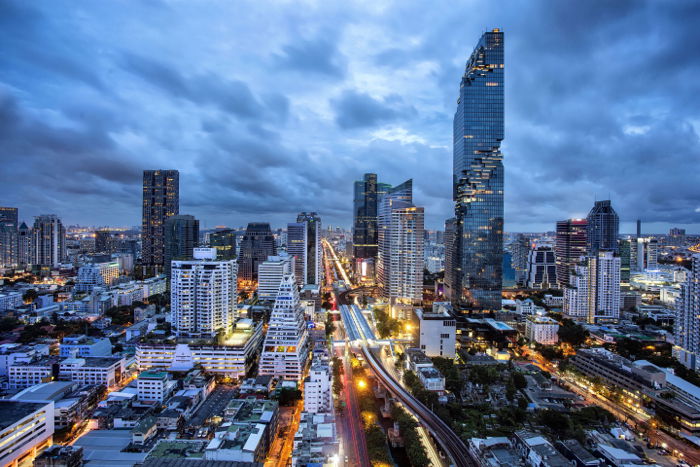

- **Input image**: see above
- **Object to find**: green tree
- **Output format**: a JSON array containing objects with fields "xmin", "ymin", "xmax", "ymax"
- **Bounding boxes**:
[
  {"xmin": 22, "ymin": 289, "xmax": 38, "ymax": 304},
  {"xmin": 558, "ymin": 319, "xmax": 589, "ymax": 347}
]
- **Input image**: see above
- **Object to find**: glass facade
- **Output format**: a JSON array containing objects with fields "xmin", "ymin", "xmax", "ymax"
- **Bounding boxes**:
[
  {"xmin": 453, "ymin": 29, "xmax": 504, "ymax": 311},
  {"xmin": 586, "ymin": 200, "xmax": 619, "ymax": 254},
  {"xmin": 209, "ymin": 229, "xmax": 237, "ymax": 260},
  {"xmin": 555, "ymin": 219, "xmax": 588, "ymax": 288},
  {"xmin": 142, "ymin": 169, "xmax": 180, "ymax": 269},
  {"xmin": 353, "ymin": 173, "xmax": 379, "ymax": 260}
]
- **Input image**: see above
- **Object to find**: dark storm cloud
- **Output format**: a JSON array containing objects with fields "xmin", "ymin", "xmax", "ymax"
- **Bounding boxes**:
[
  {"xmin": 0, "ymin": 0, "xmax": 698, "ymax": 231},
  {"xmin": 273, "ymin": 35, "xmax": 346, "ymax": 78},
  {"xmin": 332, "ymin": 90, "xmax": 414, "ymax": 129},
  {"xmin": 121, "ymin": 53, "xmax": 288, "ymax": 122}
]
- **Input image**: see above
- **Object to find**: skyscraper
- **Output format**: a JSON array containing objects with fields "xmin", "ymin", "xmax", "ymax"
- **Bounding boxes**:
[
  {"xmin": 443, "ymin": 218, "xmax": 460, "ymax": 302},
  {"xmin": 258, "ymin": 253, "xmax": 295, "ymax": 301},
  {"xmin": 586, "ymin": 200, "xmax": 619, "ymax": 254},
  {"xmin": 555, "ymin": 219, "xmax": 587, "ymax": 288},
  {"xmin": 564, "ymin": 251, "xmax": 620, "ymax": 323},
  {"xmin": 141, "ymin": 169, "xmax": 179, "ymax": 272},
  {"xmin": 287, "ymin": 222, "xmax": 306, "ymax": 286},
  {"xmin": 288, "ymin": 212, "xmax": 321, "ymax": 287},
  {"xmin": 31, "ymin": 215, "xmax": 66, "ymax": 270},
  {"xmin": 674, "ymin": 254, "xmax": 700, "ymax": 371},
  {"xmin": 377, "ymin": 180, "xmax": 424, "ymax": 306},
  {"xmin": 353, "ymin": 173, "xmax": 378, "ymax": 261},
  {"xmin": 17, "ymin": 222, "xmax": 30, "ymax": 266},
  {"xmin": 237, "ymin": 223, "xmax": 277, "ymax": 281},
  {"xmin": 525, "ymin": 246, "xmax": 557, "ymax": 289},
  {"xmin": 164, "ymin": 214, "xmax": 199, "ymax": 277},
  {"xmin": 352, "ymin": 174, "xmax": 391, "ymax": 278},
  {"xmin": 0, "ymin": 207, "xmax": 18, "ymax": 268},
  {"xmin": 259, "ymin": 274, "xmax": 309, "ymax": 380},
  {"xmin": 452, "ymin": 29, "xmax": 504, "ymax": 311},
  {"xmin": 209, "ymin": 229, "xmax": 236, "ymax": 260},
  {"xmin": 171, "ymin": 248, "xmax": 238, "ymax": 338}
]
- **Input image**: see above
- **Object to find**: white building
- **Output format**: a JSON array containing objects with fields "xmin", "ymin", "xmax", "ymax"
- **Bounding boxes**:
[
  {"xmin": 205, "ymin": 423, "xmax": 267, "ymax": 462},
  {"xmin": 632, "ymin": 237, "xmax": 659, "ymax": 272},
  {"xmin": 171, "ymin": 248, "xmax": 238, "ymax": 338},
  {"xmin": 0, "ymin": 343, "xmax": 50, "ymax": 376},
  {"xmin": 304, "ymin": 362, "xmax": 332, "ymax": 414},
  {"xmin": 416, "ymin": 303, "xmax": 456, "ymax": 358},
  {"xmin": 525, "ymin": 315, "xmax": 560, "ymax": 346},
  {"xmin": 417, "ymin": 366, "xmax": 445, "ymax": 391},
  {"xmin": 0, "ymin": 400, "xmax": 54, "ymax": 467},
  {"xmin": 8, "ymin": 357, "xmax": 125, "ymax": 389},
  {"xmin": 136, "ymin": 320, "xmax": 263, "ymax": 378},
  {"xmin": 259, "ymin": 275, "xmax": 309, "ymax": 380},
  {"xmin": 74, "ymin": 261, "xmax": 120, "ymax": 292},
  {"xmin": 564, "ymin": 251, "xmax": 620, "ymax": 323},
  {"xmin": 291, "ymin": 412, "xmax": 339, "ymax": 467},
  {"xmin": 674, "ymin": 254, "xmax": 700, "ymax": 371},
  {"xmin": 287, "ymin": 212, "xmax": 321, "ymax": 288},
  {"xmin": 31, "ymin": 214, "xmax": 66, "ymax": 268},
  {"xmin": 137, "ymin": 371, "xmax": 176, "ymax": 403},
  {"xmin": 258, "ymin": 254, "xmax": 294, "ymax": 301},
  {"xmin": 59, "ymin": 336, "xmax": 112, "ymax": 357},
  {"xmin": 377, "ymin": 180, "xmax": 424, "ymax": 306},
  {"xmin": 515, "ymin": 298, "xmax": 544, "ymax": 315},
  {"xmin": 0, "ymin": 291, "xmax": 23, "ymax": 312}
]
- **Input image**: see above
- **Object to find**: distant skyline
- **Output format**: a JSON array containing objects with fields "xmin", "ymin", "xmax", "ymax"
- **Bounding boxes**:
[{"xmin": 1, "ymin": 1, "xmax": 700, "ymax": 232}]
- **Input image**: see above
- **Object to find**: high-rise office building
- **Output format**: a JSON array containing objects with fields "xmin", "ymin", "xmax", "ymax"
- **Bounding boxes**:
[
  {"xmin": 564, "ymin": 251, "xmax": 620, "ymax": 323},
  {"xmin": 31, "ymin": 215, "xmax": 66, "ymax": 269},
  {"xmin": 631, "ymin": 237, "xmax": 658, "ymax": 271},
  {"xmin": 353, "ymin": 174, "xmax": 391, "ymax": 279},
  {"xmin": 586, "ymin": 200, "xmax": 619, "ymax": 254},
  {"xmin": 510, "ymin": 234, "xmax": 530, "ymax": 287},
  {"xmin": 287, "ymin": 222, "xmax": 306, "ymax": 286},
  {"xmin": 636, "ymin": 219, "xmax": 642, "ymax": 238},
  {"xmin": 141, "ymin": 169, "xmax": 179, "ymax": 271},
  {"xmin": 209, "ymin": 229, "xmax": 237, "ymax": 260},
  {"xmin": 237, "ymin": 223, "xmax": 277, "ymax": 281},
  {"xmin": 258, "ymin": 253, "xmax": 295, "ymax": 301},
  {"xmin": 674, "ymin": 254, "xmax": 700, "ymax": 371},
  {"xmin": 171, "ymin": 248, "xmax": 238, "ymax": 338},
  {"xmin": 525, "ymin": 246, "xmax": 557, "ymax": 289},
  {"xmin": 619, "ymin": 238, "xmax": 632, "ymax": 287},
  {"xmin": 17, "ymin": 222, "xmax": 30, "ymax": 267},
  {"xmin": 0, "ymin": 207, "xmax": 18, "ymax": 268},
  {"xmin": 452, "ymin": 29, "xmax": 504, "ymax": 311},
  {"xmin": 443, "ymin": 218, "xmax": 460, "ymax": 302},
  {"xmin": 555, "ymin": 219, "xmax": 587, "ymax": 288},
  {"xmin": 377, "ymin": 180, "xmax": 424, "ymax": 305},
  {"xmin": 164, "ymin": 214, "xmax": 199, "ymax": 277},
  {"xmin": 287, "ymin": 212, "xmax": 321, "ymax": 287},
  {"xmin": 95, "ymin": 230, "xmax": 115, "ymax": 254},
  {"xmin": 259, "ymin": 274, "xmax": 309, "ymax": 380}
]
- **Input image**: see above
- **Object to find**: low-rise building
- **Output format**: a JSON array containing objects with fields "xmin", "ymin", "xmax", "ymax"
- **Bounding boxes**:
[
  {"xmin": 416, "ymin": 302, "xmax": 456, "ymax": 358},
  {"xmin": 136, "ymin": 320, "xmax": 263, "ymax": 378},
  {"xmin": 304, "ymin": 361, "xmax": 332, "ymax": 414},
  {"xmin": 291, "ymin": 412, "xmax": 339, "ymax": 467},
  {"xmin": 0, "ymin": 400, "xmax": 54, "ymax": 467},
  {"xmin": 468, "ymin": 437, "xmax": 523, "ymax": 467},
  {"xmin": 137, "ymin": 371, "xmax": 177, "ymax": 403},
  {"xmin": 417, "ymin": 366, "xmax": 445, "ymax": 391},
  {"xmin": 525, "ymin": 315, "xmax": 560, "ymax": 346},
  {"xmin": 60, "ymin": 335, "xmax": 112, "ymax": 357},
  {"xmin": 0, "ymin": 291, "xmax": 23, "ymax": 311},
  {"xmin": 205, "ymin": 423, "xmax": 267, "ymax": 462},
  {"xmin": 8, "ymin": 356, "xmax": 125, "ymax": 389}
]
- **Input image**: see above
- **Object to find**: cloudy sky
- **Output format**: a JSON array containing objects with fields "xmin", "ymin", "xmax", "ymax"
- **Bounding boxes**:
[{"xmin": 1, "ymin": 0, "xmax": 699, "ymax": 233}]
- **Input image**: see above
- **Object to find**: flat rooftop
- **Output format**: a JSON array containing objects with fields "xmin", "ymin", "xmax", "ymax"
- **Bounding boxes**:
[{"xmin": 0, "ymin": 400, "xmax": 49, "ymax": 431}]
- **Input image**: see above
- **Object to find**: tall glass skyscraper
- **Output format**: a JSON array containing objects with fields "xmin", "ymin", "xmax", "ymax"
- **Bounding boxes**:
[
  {"xmin": 586, "ymin": 200, "xmax": 619, "ymax": 254},
  {"xmin": 452, "ymin": 29, "xmax": 504, "ymax": 311},
  {"xmin": 142, "ymin": 169, "xmax": 179, "ymax": 272}
]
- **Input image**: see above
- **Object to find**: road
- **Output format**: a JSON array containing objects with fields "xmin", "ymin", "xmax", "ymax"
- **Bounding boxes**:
[
  {"xmin": 338, "ymin": 344, "xmax": 371, "ymax": 467},
  {"xmin": 187, "ymin": 385, "xmax": 237, "ymax": 427},
  {"xmin": 323, "ymin": 239, "xmax": 472, "ymax": 466},
  {"xmin": 521, "ymin": 343, "xmax": 700, "ymax": 466}
]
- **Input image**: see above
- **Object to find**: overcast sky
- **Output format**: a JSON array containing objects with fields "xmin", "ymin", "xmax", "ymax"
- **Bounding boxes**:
[{"xmin": 1, "ymin": 0, "xmax": 699, "ymax": 233}]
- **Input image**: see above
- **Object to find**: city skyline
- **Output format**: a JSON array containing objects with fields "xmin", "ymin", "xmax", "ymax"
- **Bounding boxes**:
[{"xmin": 2, "ymin": 1, "xmax": 700, "ymax": 232}]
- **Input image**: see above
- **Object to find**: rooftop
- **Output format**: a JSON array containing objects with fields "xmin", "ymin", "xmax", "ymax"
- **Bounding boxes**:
[{"xmin": 0, "ymin": 400, "xmax": 50, "ymax": 431}]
